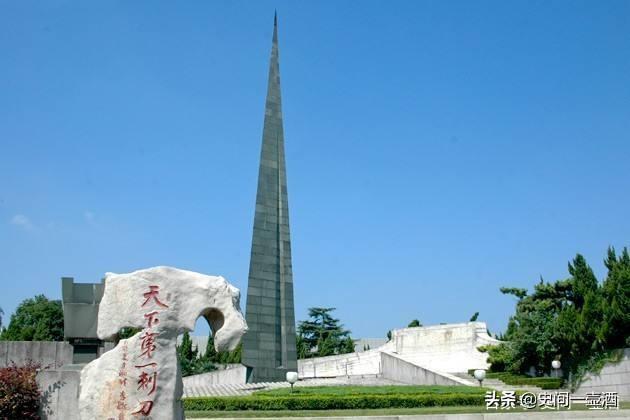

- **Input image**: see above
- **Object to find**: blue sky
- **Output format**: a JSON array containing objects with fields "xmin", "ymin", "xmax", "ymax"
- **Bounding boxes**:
[{"xmin": 1, "ymin": 1, "xmax": 629, "ymax": 338}]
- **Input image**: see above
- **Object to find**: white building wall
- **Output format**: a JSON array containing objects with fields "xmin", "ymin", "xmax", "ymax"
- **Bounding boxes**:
[
  {"xmin": 182, "ymin": 364, "xmax": 247, "ymax": 387},
  {"xmin": 390, "ymin": 322, "xmax": 499, "ymax": 373},
  {"xmin": 298, "ymin": 348, "xmax": 383, "ymax": 378},
  {"xmin": 0, "ymin": 341, "xmax": 73, "ymax": 369},
  {"xmin": 298, "ymin": 322, "xmax": 499, "ymax": 378}
]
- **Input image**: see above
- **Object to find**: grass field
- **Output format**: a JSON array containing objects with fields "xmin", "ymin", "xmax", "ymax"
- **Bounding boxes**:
[
  {"xmin": 186, "ymin": 401, "xmax": 630, "ymax": 418},
  {"xmin": 185, "ymin": 385, "xmax": 629, "ymax": 418},
  {"xmin": 186, "ymin": 406, "xmax": 491, "ymax": 418}
]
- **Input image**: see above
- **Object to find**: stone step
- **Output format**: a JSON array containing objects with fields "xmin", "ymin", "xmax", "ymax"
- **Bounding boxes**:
[
  {"xmin": 184, "ymin": 376, "xmax": 416, "ymax": 397},
  {"xmin": 454, "ymin": 374, "xmax": 546, "ymax": 394}
]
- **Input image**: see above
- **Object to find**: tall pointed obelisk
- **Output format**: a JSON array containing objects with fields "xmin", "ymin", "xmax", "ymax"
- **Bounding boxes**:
[{"xmin": 241, "ymin": 13, "xmax": 297, "ymax": 383}]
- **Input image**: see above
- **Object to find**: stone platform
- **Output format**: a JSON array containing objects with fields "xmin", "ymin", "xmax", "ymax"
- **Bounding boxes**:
[{"xmin": 183, "ymin": 375, "xmax": 403, "ymax": 397}]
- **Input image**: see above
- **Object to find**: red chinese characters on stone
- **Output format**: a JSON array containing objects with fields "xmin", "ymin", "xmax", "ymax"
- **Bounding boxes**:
[
  {"xmin": 133, "ymin": 286, "xmax": 169, "ymax": 416},
  {"xmin": 142, "ymin": 285, "xmax": 169, "ymax": 308},
  {"xmin": 135, "ymin": 363, "xmax": 158, "ymax": 395},
  {"xmin": 116, "ymin": 342, "xmax": 129, "ymax": 419},
  {"xmin": 139, "ymin": 330, "xmax": 158, "ymax": 359},
  {"xmin": 143, "ymin": 311, "xmax": 160, "ymax": 328},
  {"xmin": 116, "ymin": 393, "xmax": 127, "ymax": 410},
  {"xmin": 131, "ymin": 400, "xmax": 153, "ymax": 416},
  {"xmin": 137, "ymin": 371, "xmax": 158, "ymax": 395}
]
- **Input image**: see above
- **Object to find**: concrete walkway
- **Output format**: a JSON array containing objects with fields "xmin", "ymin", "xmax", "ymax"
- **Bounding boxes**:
[{"xmin": 194, "ymin": 409, "xmax": 629, "ymax": 419}]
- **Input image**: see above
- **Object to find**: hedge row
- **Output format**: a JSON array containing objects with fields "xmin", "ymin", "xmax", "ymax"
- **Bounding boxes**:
[
  {"xmin": 467, "ymin": 370, "xmax": 563, "ymax": 389},
  {"xmin": 490, "ymin": 373, "xmax": 563, "ymax": 389},
  {"xmin": 183, "ymin": 394, "xmax": 485, "ymax": 411}
]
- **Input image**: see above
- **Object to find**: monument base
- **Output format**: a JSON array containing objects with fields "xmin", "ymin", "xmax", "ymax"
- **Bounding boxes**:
[{"xmin": 37, "ymin": 364, "xmax": 83, "ymax": 420}]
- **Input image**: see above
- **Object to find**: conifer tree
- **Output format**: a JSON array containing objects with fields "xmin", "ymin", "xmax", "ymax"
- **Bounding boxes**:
[
  {"xmin": 297, "ymin": 307, "xmax": 352, "ymax": 358},
  {"xmin": 408, "ymin": 319, "xmax": 422, "ymax": 327}
]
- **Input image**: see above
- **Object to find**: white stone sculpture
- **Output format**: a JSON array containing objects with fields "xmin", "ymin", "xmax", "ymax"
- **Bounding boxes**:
[{"xmin": 78, "ymin": 266, "xmax": 247, "ymax": 420}]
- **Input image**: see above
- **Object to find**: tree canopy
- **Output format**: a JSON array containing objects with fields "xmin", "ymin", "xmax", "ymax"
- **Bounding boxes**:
[
  {"xmin": 0, "ymin": 295, "xmax": 63, "ymax": 341},
  {"xmin": 175, "ymin": 331, "xmax": 241, "ymax": 377},
  {"xmin": 485, "ymin": 248, "xmax": 630, "ymax": 382},
  {"xmin": 407, "ymin": 319, "xmax": 422, "ymax": 327},
  {"xmin": 297, "ymin": 307, "xmax": 353, "ymax": 358}
]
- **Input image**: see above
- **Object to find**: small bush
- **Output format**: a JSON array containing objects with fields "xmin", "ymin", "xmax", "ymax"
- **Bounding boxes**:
[
  {"xmin": 0, "ymin": 361, "xmax": 42, "ymax": 419},
  {"xmin": 183, "ymin": 393, "xmax": 485, "ymax": 411},
  {"xmin": 485, "ymin": 372, "xmax": 563, "ymax": 389}
]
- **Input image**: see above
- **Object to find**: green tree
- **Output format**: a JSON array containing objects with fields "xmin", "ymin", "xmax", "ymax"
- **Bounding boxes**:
[
  {"xmin": 0, "ymin": 295, "xmax": 63, "ymax": 341},
  {"xmin": 479, "ymin": 343, "xmax": 515, "ymax": 373},
  {"xmin": 317, "ymin": 336, "xmax": 336, "ymax": 357},
  {"xmin": 0, "ymin": 307, "xmax": 3, "ymax": 330},
  {"xmin": 469, "ymin": 312, "xmax": 479, "ymax": 322},
  {"xmin": 117, "ymin": 327, "xmax": 141, "ymax": 340},
  {"xmin": 296, "ymin": 335, "xmax": 309, "ymax": 359},
  {"xmin": 601, "ymin": 247, "xmax": 630, "ymax": 348},
  {"xmin": 178, "ymin": 332, "xmax": 196, "ymax": 361},
  {"xmin": 569, "ymin": 254, "xmax": 598, "ymax": 309},
  {"xmin": 297, "ymin": 307, "xmax": 352, "ymax": 358},
  {"xmin": 500, "ymin": 287, "xmax": 528, "ymax": 300},
  {"xmin": 204, "ymin": 334, "xmax": 217, "ymax": 361},
  {"xmin": 177, "ymin": 332, "xmax": 220, "ymax": 377},
  {"xmin": 490, "ymin": 249, "xmax": 630, "ymax": 380},
  {"xmin": 407, "ymin": 319, "xmax": 422, "ymax": 327},
  {"xmin": 341, "ymin": 336, "xmax": 355, "ymax": 354},
  {"xmin": 214, "ymin": 341, "xmax": 242, "ymax": 364},
  {"xmin": 190, "ymin": 356, "xmax": 216, "ymax": 375},
  {"xmin": 176, "ymin": 332, "xmax": 198, "ymax": 376},
  {"xmin": 229, "ymin": 343, "xmax": 242, "ymax": 363}
]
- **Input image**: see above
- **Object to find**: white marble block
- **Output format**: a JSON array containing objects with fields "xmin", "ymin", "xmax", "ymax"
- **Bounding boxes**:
[{"xmin": 78, "ymin": 266, "xmax": 247, "ymax": 420}]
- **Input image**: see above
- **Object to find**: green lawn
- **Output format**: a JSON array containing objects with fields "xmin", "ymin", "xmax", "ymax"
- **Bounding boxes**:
[
  {"xmin": 186, "ymin": 402, "xmax": 630, "ymax": 418},
  {"xmin": 253, "ymin": 385, "xmax": 488, "ymax": 397},
  {"xmin": 185, "ymin": 406, "xmax": 490, "ymax": 418}
]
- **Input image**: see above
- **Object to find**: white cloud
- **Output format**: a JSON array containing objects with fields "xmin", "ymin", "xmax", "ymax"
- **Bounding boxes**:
[{"xmin": 10, "ymin": 214, "xmax": 35, "ymax": 231}]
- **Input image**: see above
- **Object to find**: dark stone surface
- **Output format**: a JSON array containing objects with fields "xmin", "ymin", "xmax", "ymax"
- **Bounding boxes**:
[
  {"xmin": 61, "ymin": 277, "xmax": 107, "ymax": 363},
  {"xmin": 241, "ymin": 15, "xmax": 297, "ymax": 383}
]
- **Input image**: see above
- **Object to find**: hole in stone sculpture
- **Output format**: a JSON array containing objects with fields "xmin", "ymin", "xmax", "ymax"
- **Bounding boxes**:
[
  {"xmin": 177, "ymin": 317, "xmax": 210, "ymax": 355},
  {"xmin": 176, "ymin": 315, "xmax": 216, "ymax": 377},
  {"xmin": 202, "ymin": 308, "xmax": 225, "ymax": 336},
  {"xmin": 116, "ymin": 327, "xmax": 142, "ymax": 341},
  {"xmin": 175, "ymin": 312, "xmax": 241, "ymax": 377}
]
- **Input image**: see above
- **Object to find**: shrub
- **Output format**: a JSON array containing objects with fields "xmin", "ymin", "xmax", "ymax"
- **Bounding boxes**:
[
  {"xmin": 0, "ymin": 361, "xmax": 42, "ymax": 419},
  {"xmin": 486, "ymin": 372, "xmax": 564, "ymax": 389},
  {"xmin": 478, "ymin": 343, "xmax": 515, "ymax": 373},
  {"xmin": 183, "ymin": 393, "xmax": 486, "ymax": 411}
]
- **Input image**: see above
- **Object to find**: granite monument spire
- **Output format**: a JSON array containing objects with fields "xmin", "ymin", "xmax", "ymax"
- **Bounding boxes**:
[{"xmin": 241, "ymin": 13, "xmax": 298, "ymax": 383}]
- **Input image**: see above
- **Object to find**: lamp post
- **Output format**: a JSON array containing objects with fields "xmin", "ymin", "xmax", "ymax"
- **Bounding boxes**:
[
  {"xmin": 474, "ymin": 369, "xmax": 486, "ymax": 387},
  {"xmin": 286, "ymin": 371, "xmax": 298, "ymax": 393},
  {"xmin": 552, "ymin": 360, "xmax": 561, "ymax": 378}
]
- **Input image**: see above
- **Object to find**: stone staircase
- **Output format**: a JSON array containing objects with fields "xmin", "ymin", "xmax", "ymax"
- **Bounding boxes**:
[
  {"xmin": 453, "ymin": 372, "xmax": 545, "ymax": 393},
  {"xmin": 183, "ymin": 375, "xmax": 403, "ymax": 397},
  {"xmin": 183, "ymin": 381, "xmax": 287, "ymax": 397}
]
